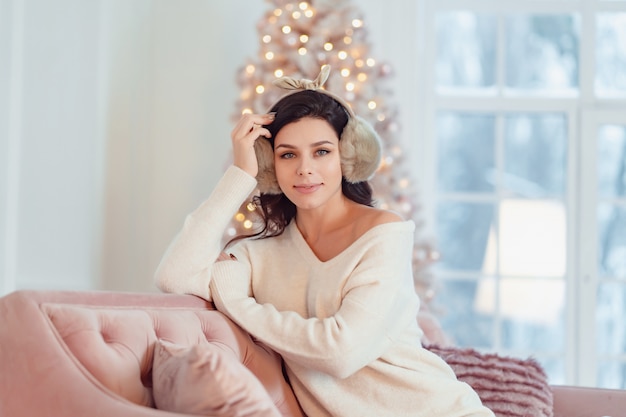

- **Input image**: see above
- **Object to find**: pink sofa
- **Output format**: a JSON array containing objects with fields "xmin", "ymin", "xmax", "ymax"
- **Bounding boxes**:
[{"xmin": 1, "ymin": 290, "xmax": 625, "ymax": 417}]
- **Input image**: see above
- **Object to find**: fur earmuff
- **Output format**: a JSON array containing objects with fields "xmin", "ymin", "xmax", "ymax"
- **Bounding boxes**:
[
  {"xmin": 254, "ymin": 138, "xmax": 282, "ymax": 195},
  {"xmin": 253, "ymin": 65, "xmax": 383, "ymax": 195},
  {"xmin": 339, "ymin": 116, "xmax": 382, "ymax": 183}
]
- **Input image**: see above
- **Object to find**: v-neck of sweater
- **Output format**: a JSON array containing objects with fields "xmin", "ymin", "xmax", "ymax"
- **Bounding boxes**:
[{"xmin": 287, "ymin": 220, "xmax": 414, "ymax": 266}]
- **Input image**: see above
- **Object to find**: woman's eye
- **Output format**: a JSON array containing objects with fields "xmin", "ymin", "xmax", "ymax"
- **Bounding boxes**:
[
  {"xmin": 316, "ymin": 149, "xmax": 330, "ymax": 156},
  {"xmin": 280, "ymin": 152, "xmax": 295, "ymax": 159}
]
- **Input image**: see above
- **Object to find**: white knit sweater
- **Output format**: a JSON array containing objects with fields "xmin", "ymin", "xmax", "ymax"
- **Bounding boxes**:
[{"xmin": 155, "ymin": 166, "xmax": 494, "ymax": 417}]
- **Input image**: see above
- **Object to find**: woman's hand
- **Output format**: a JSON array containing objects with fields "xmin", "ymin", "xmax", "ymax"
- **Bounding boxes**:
[
  {"xmin": 231, "ymin": 113, "xmax": 275, "ymax": 178},
  {"xmin": 216, "ymin": 252, "xmax": 237, "ymax": 262}
]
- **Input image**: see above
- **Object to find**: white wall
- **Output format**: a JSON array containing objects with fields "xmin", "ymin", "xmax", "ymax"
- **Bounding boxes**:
[
  {"xmin": 1, "ymin": 0, "xmax": 103, "ymax": 293},
  {"xmin": 0, "ymin": 0, "xmax": 14, "ymax": 295},
  {"xmin": 99, "ymin": 0, "xmax": 265, "ymax": 292},
  {"xmin": 0, "ymin": 0, "xmax": 420, "ymax": 295}
]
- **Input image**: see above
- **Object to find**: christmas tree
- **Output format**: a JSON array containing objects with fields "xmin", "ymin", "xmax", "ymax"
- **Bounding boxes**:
[{"xmin": 223, "ymin": 0, "xmax": 439, "ymax": 303}]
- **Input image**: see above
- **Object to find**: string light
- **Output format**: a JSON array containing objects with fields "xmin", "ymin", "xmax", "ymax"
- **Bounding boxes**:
[
  {"xmin": 351, "ymin": 18, "xmax": 363, "ymax": 28},
  {"xmin": 230, "ymin": 0, "xmax": 438, "ymax": 305}
]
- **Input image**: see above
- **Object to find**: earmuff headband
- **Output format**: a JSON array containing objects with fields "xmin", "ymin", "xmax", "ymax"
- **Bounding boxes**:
[{"xmin": 254, "ymin": 65, "xmax": 382, "ymax": 195}]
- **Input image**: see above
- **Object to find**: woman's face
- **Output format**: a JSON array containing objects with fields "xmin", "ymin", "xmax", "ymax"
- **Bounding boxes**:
[{"xmin": 273, "ymin": 117, "xmax": 343, "ymax": 211}]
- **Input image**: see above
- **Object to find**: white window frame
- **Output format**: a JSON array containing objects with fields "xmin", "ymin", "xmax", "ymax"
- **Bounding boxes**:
[
  {"xmin": 415, "ymin": 0, "xmax": 626, "ymax": 386},
  {"xmin": 579, "ymin": 109, "xmax": 626, "ymax": 386}
]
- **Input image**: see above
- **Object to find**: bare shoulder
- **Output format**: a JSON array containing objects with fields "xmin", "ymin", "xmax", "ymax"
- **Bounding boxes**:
[
  {"xmin": 371, "ymin": 208, "xmax": 404, "ymax": 225},
  {"xmin": 353, "ymin": 205, "xmax": 405, "ymax": 234}
]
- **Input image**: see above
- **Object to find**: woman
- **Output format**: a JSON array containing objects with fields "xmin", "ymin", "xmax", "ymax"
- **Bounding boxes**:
[{"xmin": 155, "ymin": 66, "xmax": 494, "ymax": 417}]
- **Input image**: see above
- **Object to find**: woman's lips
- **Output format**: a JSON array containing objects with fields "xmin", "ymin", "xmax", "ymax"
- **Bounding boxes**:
[{"xmin": 293, "ymin": 183, "xmax": 321, "ymax": 194}]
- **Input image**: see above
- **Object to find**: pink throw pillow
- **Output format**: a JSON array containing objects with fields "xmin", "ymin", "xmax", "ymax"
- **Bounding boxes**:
[
  {"xmin": 425, "ymin": 344, "xmax": 554, "ymax": 417},
  {"xmin": 152, "ymin": 339, "xmax": 281, "ymax": 417}
]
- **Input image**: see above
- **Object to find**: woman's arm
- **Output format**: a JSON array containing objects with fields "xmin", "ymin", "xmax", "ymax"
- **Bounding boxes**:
[
  {"xmin": 155, "ymin": 112, "xmax": 275, "ymax": 299},
  {"xmin": 154, "ymin": 165, "xmax": 257, "ymax": 300},
  {"xmin": 210, "ymin": 226, "xmax": 420, "ymax": 378}
]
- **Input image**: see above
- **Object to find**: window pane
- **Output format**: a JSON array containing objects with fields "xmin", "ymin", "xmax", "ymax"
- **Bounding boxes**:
[
  {"xmin": 505, "ymin": 14, "xmax": 580, "ymax": 92},
  {"xmin": 597, "ymin": 282, "xmax": 626, "ymax": 358},
  {"xmin": 437, "ymin": 113, "xmax": 496, "ymax": 193},
  {"xmin": 475, "ymin": 276, "xmax": 565, "ymax": 350},
  {"xmin": 598, "ymin": 204, "xmax": 626, "ymax": 278},
  {"xmin": 488, "ymin": 199, "xmax": 567, "ymax": 277},
  {"xmin": 436, "ymin": 202, "xmax": 494, "ymax": 272},
  {"xmin": 504, "ymin": 114, "xmax": 567, "ymax": 197},
  {"xmin": 496, "ymin": 278, "xmax": 565, "ymax": 351},
  {"xmin": 597, "ymin": 360, "xmax": 626, "ymax": 390},
  {"xmin": 596, "ymin": 13, "xmax": 626, "ymax": 97},
  {"xmin": 435, "ymin": 278, "xmax": 494, "ymax": 348},
  {"xmin": 539, "ymin": 358, "xmax": 566, "ymax": 386},
  {"xmin": 435, "ymin": 12, "xmax": 496, "ymax": 89},
  {"xmin": 598, "ymin": 124, "xmax": 626, "ymax": 199}
]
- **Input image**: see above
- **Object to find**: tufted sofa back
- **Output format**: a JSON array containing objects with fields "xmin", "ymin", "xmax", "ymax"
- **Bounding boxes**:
[{"xmin": 0, "ymin": 290, "xmax": 303, "ymax": 417}]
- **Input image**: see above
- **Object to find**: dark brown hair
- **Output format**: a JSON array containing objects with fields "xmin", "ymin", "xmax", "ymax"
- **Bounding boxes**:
[{"xmin": 230, "ymin": 90, "xmax": 374, "ymax": 245}]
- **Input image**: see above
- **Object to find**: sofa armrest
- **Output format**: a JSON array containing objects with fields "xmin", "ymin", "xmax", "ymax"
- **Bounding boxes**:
[
  {"xmin": 5, "ymin": 289, "xmax": 215, "ymax": 309},
  {"xmin": 0, "ymin": 290, "xmax": 303, "ymax": 417},
  {"xmin": 552, "ymin": 385, "xmax": 626, "ymax": 417}
]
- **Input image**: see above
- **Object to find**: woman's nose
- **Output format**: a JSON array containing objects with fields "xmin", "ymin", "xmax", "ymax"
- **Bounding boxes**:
[{"xmin": 297, "ymin": 158, "xmax": 312, "ymax": 175}]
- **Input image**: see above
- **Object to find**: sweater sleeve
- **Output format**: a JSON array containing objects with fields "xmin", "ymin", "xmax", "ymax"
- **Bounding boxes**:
[
  {"xmin": 154, "ymin": 165, "xmax": 257, "ymax": 300},
  {"xmin": 210, "ymin": 225, "xmax": 421, "ymax": 379}
]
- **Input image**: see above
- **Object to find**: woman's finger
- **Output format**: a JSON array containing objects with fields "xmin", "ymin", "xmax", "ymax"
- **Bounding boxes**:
[
  {"xmin": 230, "ymin": 113, "xmax": 275, "ymax": 177},
  {"xmin": 232, "ymin": 113, "xmax": 275, "ymax": 141},
  {"xmin": 216, "ymin": 252, "xmax": 231, "ymax": 262}
]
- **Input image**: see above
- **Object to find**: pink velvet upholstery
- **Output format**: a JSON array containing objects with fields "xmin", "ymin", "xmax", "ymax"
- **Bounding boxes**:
[
  {"xmin": 0, "ymin": 290, "xmax": 303, "ymax": 417},
  {"xmin": 152, "ymin": 340, "xmax": 282, "ymax": 416},
  {"xmin": 551, "ymin": 385, "xmax": 626, "ymax": 417},
  {"xmin": 1, "ymin": 289, "xmax": 625, "ymax": 417}
]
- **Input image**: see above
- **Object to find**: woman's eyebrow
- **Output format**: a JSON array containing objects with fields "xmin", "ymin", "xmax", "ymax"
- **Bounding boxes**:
[
  {"xmin": 275, "ymin": 143, "xmax": 296, "ymax": 150},
  {"xmin": 275, "ymin": 140, "xmax": 334, "ymax": 150}
]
